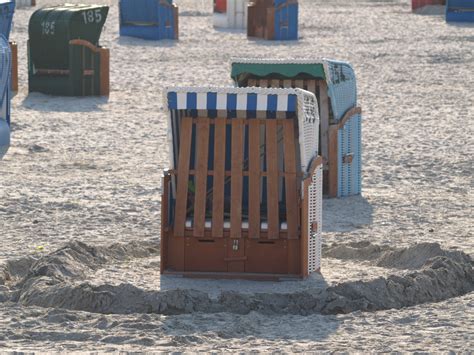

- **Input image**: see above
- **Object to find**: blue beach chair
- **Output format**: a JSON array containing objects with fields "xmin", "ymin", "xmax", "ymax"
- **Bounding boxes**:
[
  {"xmin": 446, "ymin": 0, "xmax": 474, "ymax": 22},
  {"xmin": 120, "ymin": 0, "xmax": 178, "ymax": 40}
]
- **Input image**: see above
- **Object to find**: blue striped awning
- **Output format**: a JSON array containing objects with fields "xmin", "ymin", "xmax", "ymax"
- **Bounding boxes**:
[{"xmin": 167, "ymin": 91, "xmax": 298, "ymax": 113}]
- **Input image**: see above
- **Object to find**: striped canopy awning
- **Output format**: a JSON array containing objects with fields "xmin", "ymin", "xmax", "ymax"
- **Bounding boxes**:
[
  {"xmin": 166, "ymin": 87, "xmax": 299, "ymax": 113},
  {"xmin": 165, "ymin": 87, "xmax": 320, "ymax": 178}
]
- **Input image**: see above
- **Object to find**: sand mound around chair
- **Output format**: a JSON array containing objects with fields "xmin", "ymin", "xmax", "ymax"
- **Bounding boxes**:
[{"xmin": 0, "ymin": 240, "xmax": 472, "ymax": 316}]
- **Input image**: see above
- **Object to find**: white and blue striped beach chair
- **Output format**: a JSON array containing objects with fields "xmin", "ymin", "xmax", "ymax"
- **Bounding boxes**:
[{"xmin": 161, "ymin": 87, "xmax": 323, "ymax": 279}]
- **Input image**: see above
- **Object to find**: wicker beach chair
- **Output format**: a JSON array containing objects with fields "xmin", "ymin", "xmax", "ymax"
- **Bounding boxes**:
[
  {"xmin": 28, "ymin": 4, "xmax": 110, "ymax": 96},
  {"xmin": 161, "ymin": 87, "xmax": 322, "ymax": 279},
  {"xmin": 231, "ymin": 58, "xmax": 362, "ymax": 198}
]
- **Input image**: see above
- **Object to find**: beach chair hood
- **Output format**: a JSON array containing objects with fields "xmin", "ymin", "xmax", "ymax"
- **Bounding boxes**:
[
  {"xmin": 164, "ymin": 86, "xmax": 320, "ymax": 182},
  {"xmin": 231, "ymin": 58, "xmax": 358, "ymax": 122}
]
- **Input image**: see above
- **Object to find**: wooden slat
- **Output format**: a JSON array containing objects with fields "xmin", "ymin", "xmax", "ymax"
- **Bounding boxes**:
[
  {"xmin": 319, "ymin": 81, "xmax": 330, "ymax": 163},
  {"xmin": 306, "ymin": 79, "xmax": 316, "ymax": 95},
  {"xmin": 174, "ymin": 117, "xmax": 193, "ymax": 237},
  {"xmin": 282, "ymin": 80, "xmax": 292, "ymax": 88},
  {"xmin": 248, "ymin": 79, "xmax": 257, "ymax": 87},
  {"xmin": 283, "ymin": 120, "xmax": 299, "ymax": 239},
  {"xmin": 9, "ymin": 42, "xmax": 18, "ymax": 92},
  {"xmin": 193, "ymin": 118, "xmax": 210, "ymax": 237},
  {"xmin": 231, "ymin": 119, "xmax": 244, "ymax": 239},
  {"xmin": 294, "ymin": 79, "xmax": 304, "ymax": 89},
  {"xmin": 99, "ymin": 48, "xmax": 109, "ymax": 96},
  {"xmin": 266, "ymin": 120, "xmax": 279, "ymax": 239},
  {"xmin": 259, "ymin": 79, "xmax": 268, "ymax": 88},
  {"xmin": 212, "ymin": 118, "xmax": 226, "ymax": 237},
  {"xmin": 265, "ymin": 7, "xmax": 275, "ymax": 40},
  {"xmin": 248, "ymin": 120, "xmax": 261, "ymax": 239},
  {"xmin": 270, "ymin": 79, "xmax": 281, "ymax": 88},
  {"xmin": 173, "ymin": 5, "xmax": 179, "ymax": 39}
]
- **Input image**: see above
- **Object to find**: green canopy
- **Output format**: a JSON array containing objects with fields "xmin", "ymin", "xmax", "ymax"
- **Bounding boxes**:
[{"xmin": 231, "ymin": 62, "xmax": 327, "ymax": 85}]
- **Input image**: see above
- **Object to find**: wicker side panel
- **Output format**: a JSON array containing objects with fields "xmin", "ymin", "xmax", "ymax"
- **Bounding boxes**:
[
  {"xmin": 307, "ymin": 163, "xmax": 323, "ymax": 273},
  {"xmin": 327, "ymin": 61, "xmax": 357, "ymax": 122},
  {"xmin": 337, "ymin": 113, "xmax": 361, "ymax": 197}
]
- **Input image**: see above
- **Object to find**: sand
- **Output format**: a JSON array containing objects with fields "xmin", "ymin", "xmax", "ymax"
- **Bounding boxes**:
[{"xmin": 0, "ymin": 0, "xmax": 473, "ymax": 352}]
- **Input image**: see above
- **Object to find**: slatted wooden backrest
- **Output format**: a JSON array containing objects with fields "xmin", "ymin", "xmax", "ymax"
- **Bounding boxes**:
[
  {"xmin": 172, "ymin": 112, "xmax": 301, "ymax": 241},
  {"xmin": 247, "ymin": 77, "xmax": 329, "ymax": 161}
]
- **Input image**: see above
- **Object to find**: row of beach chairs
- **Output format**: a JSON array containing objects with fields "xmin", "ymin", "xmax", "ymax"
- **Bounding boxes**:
[
  {"xmin": 412, "ymin": 0, "xmax": 474, "ymax": 22},
  {"xmin": 120, "ymin": 0, "xmax": 299, "ymax": 41},
  {"xmin": 5, "ymin": 0, "xmax": 301, "ymax": 99}
]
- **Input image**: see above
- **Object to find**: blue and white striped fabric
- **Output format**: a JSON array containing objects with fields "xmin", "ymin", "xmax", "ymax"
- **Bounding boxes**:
[{"xmin": 167, "ymin": 91, "xmax": 298, "ymax": 113}]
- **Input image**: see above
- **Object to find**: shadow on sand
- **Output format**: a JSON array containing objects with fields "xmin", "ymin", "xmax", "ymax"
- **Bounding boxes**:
[
  {"xmin": 323, "ymin": 195, "xmax": 374, "ymax": 232},
  {"xmin": 20, "ymin": 92, "xmax": 109, "ymax": 113},
  {"xmin": 116, "ymin": 36, "xmax": 178, "ymax": 48},
  {"xmin": 159, "ymin": 272, "xmax": 339, "ymax": 342}
]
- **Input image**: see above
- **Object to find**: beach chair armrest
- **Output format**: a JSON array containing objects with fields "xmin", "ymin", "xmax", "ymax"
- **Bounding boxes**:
[
  {"xmin": 335, "ymin": 106, "xmax": 362, "ymax": 129},
  {"xmin": 306, "ymin": 155, "xmax": 323, "ymax": 182}
]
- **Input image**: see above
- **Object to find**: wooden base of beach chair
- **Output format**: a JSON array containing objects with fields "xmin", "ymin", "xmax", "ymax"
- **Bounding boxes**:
[
  {"xmin": 412, "ymin": 0, "xmax": 446, "ymax": 11},
  {"xmin": 28, "ymin": 39, "xmax": 109, "ymax": 96},
  {"xmin": 161, "ymin": 89, "xmax": 323, "ymax": 279},
  {"xmin": 162, "ymin": 270, "xmax": 320, "ymax": 281}
]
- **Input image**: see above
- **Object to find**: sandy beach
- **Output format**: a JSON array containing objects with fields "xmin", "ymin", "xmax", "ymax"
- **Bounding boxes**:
[{"xmin": 0, "ymin": 0, "xmax": 473, "ymax": 352}]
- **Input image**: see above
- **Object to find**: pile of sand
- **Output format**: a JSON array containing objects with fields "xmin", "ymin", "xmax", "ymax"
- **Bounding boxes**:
[{"xmin": 1, "ymin": 241, "xmax": 472, "ymax": 316}]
